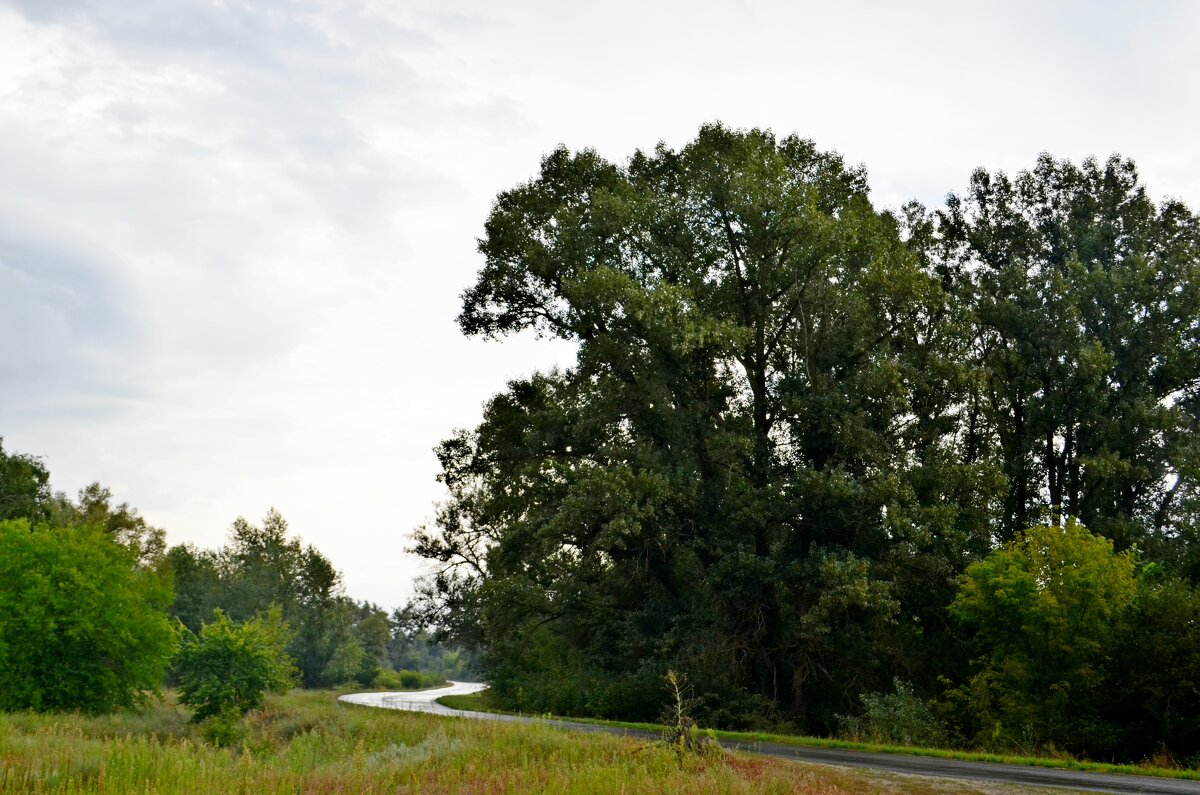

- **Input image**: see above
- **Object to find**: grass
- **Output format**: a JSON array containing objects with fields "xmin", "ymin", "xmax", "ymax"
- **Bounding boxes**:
[
  {"xmin": 436, "ymin": 690, "xmax": 1200, "ymax": 782},
  {"xmin": 0, "ymin": 690, "xmax": 1029, "ymax": 794}
]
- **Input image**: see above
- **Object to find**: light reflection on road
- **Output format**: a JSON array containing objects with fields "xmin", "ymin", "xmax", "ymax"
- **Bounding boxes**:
[{"xmin": 338, "ymin": 680, "xmax": 488, "ymax": 717}]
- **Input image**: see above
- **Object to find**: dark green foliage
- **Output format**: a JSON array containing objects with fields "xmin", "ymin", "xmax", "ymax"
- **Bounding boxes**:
[
  {"xmin": 175, "ymin": 607, "xmax": 296, "ymax": 721},
  {"xmin": 415, "ymin": 123, "xmax": 983, "ymax": 729},
  {"xmin": 0, "ymin": 438, "xmax": 50, "ymax": 522},
  {"xmin": 165, "ymin": 509, "xmax": 366, "ymax": 688},
  {"xmin": 1102, "ymin": 570, "xmax": 1200, "ymax": 763},
  {"xmin": 0, "ymin": 519, "xmax": 178, "ymax": 713},
  {"xmin": 934, "ymin": 155, "xmax": 1200, "ymax": 548},
  {"xmin": 412, "ymin": 125, "xmax": 1200, "ymax": 760},
  {"xmin": 837, "ymin": 678, "xmax": 947, "ymax": 747}
]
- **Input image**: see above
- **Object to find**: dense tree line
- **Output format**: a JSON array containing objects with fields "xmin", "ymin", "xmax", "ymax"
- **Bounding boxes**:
[
  {"xmin": 411, "ymin": 124, "xmax": 1200, "ymax": 762},
  {"xmin": 167, "ymin": 509, "xmax": 476, "ymax": 688},
  {"xmin": 0, "ymin": 439, "xmax": 471, "ymax": 713}
]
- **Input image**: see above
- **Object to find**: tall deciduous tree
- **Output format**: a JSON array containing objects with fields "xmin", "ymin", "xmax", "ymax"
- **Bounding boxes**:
[
  {"xmin": 934, "ymin": 155, "xmax": 1200, "ymax": 548},
  {"xmin": 415, "ymin": 124, "xmax": 991, "ymax": 728}
]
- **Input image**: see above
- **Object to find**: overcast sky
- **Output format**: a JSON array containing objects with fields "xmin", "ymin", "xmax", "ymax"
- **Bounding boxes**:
[{"xmin": 2, "ymin": 0, "xmax": 1198, "ymax": 608}]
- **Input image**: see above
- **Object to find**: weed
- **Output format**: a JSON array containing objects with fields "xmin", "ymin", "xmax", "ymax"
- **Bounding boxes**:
[{"xmin": 660, "ymin": 670, "xmax": 721, "ymax": 760}]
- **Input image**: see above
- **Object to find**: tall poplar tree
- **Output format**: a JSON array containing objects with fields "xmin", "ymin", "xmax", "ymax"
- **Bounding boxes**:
[{"xmin": 415, "ymin": 125, "xmax": 990, "ymax": 728}]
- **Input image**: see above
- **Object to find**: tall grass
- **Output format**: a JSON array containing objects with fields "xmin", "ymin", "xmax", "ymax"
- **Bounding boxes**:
[
  {"xmin": 437, "ymin": 690, "xmax": 1200, "ymax": 782},
  {"xmin": 0, "ymin": 691, "xmax": 981, "ymax": 793}
]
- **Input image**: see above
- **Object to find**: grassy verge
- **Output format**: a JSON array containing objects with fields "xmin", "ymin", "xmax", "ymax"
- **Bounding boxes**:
[
  {"xmin": 436, "ymin": 690, "xmax": 1200, "ymax": 782},
  {"xmin": 0, "ymin": 689, "xmax": 1005, "ymax": 794}
]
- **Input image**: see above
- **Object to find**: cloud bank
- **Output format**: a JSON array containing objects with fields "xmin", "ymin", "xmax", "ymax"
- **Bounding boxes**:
[{"xmin": 2, "ymin": 0, "xmax": 1197, "ymax": 606}]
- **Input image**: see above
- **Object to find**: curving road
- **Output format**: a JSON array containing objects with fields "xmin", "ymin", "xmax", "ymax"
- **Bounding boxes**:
[
  {"xmin": 339, "ymin": 680, "xmax": 490, "ymax": 716},
  {"xmin": 339, "ymin": 682, "xmax": 1200, "ymax": 794}
]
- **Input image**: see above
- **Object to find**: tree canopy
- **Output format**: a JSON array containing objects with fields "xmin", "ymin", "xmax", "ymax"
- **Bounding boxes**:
[
  {"xmin": 0, "ymin": 438, "xmax": 50, "ymax": 522},
  {"xmin": 0, "ymin": 519, "xmax": 177, "ymax": 713},
  {"xmin": 412, "ymin": 124, "xmax": 1200, "ymax": 758}
]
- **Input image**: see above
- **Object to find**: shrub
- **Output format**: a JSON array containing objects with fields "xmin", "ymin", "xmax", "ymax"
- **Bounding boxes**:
[
  {"xmin": 368, "ymin": 668, "xmax": 443, "ymax": 690},
  {"xmin": 371, "ymin": 668, "xmax": 405, "ymax": 689},
  {"xmin": 0, "ymin": 520, "xmax": 178, "ymax": 713},
  {"xmin": 949, "ymin": 521, "xmax": 1136, "ymax": 751},
  {"xmin": 837, "ymin": 678, "xmax": 947, "ymax": 747},
  {"xmin": 175, "ymin": 607, "xmax": 296, "ymax": 721},
  {"xmin": 198, "ymin": 706, "xmax": 246, "ymax": 747}
]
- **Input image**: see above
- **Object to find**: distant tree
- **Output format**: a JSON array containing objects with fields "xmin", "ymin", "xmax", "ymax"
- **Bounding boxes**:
[
  {"xmin": 949, "ymin": 520, "xmax": 1136, "ymax": 750},
  {"xmin": 0, "ymin": 438, "xmax": 50, "ymax": 522},
  {"xmin": 165, "ymin": 543, "xmax": 224, "ymax": 633},
  {"xmin": 166, "ymin": 509, "xmax": 361, "ymax": 687},
  {"xmin": 47, "ymin": 482, "xmax": 167, "ymax": 567},
  {"xmin": 174, "ymin": 606, "xmax": 296, "ymax": 721},
  {"xmin": 353, "ymin": 604, "xmax": 393, "ymax": 685},
  {"xmin": 0, "ymin": 519, "xmax": 177, "ymax": 713},
  {"xmin": 387, "ymin": 607, "xmax": 477, "ymax": 680}
]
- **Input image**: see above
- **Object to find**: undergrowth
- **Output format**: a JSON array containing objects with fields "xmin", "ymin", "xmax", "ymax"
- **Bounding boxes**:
[
  {"xmin": 436, "ymin": 689, "xmax": 1200, "ymax": 782},
  {"xmin": 0, "ymin": 690, "xmax": 986, "ymax": 794}
]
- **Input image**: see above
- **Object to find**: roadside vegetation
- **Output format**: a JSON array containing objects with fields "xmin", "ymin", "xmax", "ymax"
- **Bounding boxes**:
[
  {"xmin": 0, "ymin": 690, "xmax": 1040, "ymax": 794},
  {"xmin": 410, "ymin": 125, "xmax": 1200, "ymax": 766},
  {"xmin": 4, "ymin": 121, "xmax": 1200, "ymax": 785},
  {"xmin": 0, "ymin": 437, "xmax": 473, "ymax": 717},
  {"xmin": 436, "ymin": 690, "xmax": 1200, "ymax": 782}
]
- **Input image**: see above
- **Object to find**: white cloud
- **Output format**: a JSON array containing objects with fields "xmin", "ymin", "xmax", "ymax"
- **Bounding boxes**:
[{"xmin": 2, "ymin": 0, "xmax": 1198, "ymax": 607}]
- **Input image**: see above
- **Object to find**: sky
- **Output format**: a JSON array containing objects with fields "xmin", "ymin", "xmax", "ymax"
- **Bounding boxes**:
[{"xmin": 2, "ymin": 0, "xmax": 1198, "ymax": 609}]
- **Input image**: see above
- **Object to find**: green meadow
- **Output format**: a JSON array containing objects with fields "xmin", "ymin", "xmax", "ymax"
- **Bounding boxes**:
[{"xmin": 0, "ymin": 690, "xmax": 1028, "ymax": 794}]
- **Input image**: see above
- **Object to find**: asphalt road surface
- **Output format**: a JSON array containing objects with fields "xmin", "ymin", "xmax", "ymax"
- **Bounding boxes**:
[{"xmin": 339, "ymin": 682, "xmax": 1200, "ymax": 794}]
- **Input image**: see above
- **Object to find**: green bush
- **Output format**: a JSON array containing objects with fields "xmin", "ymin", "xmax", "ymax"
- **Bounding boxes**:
[
  {"xmin": 175, "ymin": 607, "xmax": 296, "ymax": 721},
  {"xmin": 0, "ymin": 520, "xmax": 178, "ymax": 713},
  {"xmin": 837, "ymin": 678, "xmax": 947, "ymax": 747},
  {"xmin": 366, "ymin": 668, "xmax": 444, "ymax": 690},
  {"xmin": 371, "ymin": 668, "xmax": 404, "ymax": 689},
  {"xmin": 198, "ymin": 706, "xmax": 246, "ymax": 747},
  {"xmin": 949, "ymin": 521, "xmax": 1136, "ymax": 751}
]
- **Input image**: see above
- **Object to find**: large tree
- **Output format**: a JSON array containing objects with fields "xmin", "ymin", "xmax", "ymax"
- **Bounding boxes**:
[
  {"xmin": 0, "ymin": 520, "xmax": 177, "ymax": 712},
  {"xmin": 413, "ymin": 129, "xmax": 1200, "ymax": 749},
  {"xmin": 414, "ymin": 124, "xmax": 990, "ymax": 728},
  {"xmin": 934, "ymin": 155, "xmax": 1200, "ymax": 549}
]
